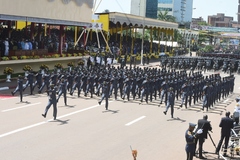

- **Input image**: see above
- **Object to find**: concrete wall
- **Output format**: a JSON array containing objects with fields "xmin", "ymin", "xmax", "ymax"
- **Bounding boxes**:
[{"xmin": 0, "ymin": 0, "xmax": 93, "ymax": 23}]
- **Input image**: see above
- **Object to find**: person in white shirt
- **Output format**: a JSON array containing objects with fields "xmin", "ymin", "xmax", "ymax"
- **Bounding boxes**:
[
  {"xmin": 24, "ymin": 40, "xmax": 29, "ymax": 50},
  {"xmin": 4, "ymin": 38, "xmax": 9, "ymax": 56},
  {"xmin": 96, "ymin": 55, "xmax": 101, "ymax": 66}
]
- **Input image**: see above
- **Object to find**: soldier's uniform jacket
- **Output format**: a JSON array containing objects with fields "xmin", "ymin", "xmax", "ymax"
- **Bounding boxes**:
[{"xmin": 185, "ymin": 129, "xmax": 196, "ymax": 152}]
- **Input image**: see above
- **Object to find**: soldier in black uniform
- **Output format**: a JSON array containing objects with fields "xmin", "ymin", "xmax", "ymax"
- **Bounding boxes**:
[
  {"xmin": 98, "ymin": 81, "xmax": 110, "ymax": 110},
  {"xmin": 140, "ymin": 78, "xmax": 149, "ymax": 104},
  {"xmin": 12, "ymin": 75, "xmax": 24, "ymax": 102},
  {"xmin": 38, "ymin": 71, "xmax": 50, "ymax": 94},
  {"xmin": 202, "ymin": 82, "xmax": 209, "ymax": 111},
  {"xmin": 33, "ymin": 70, "xmax": 42, "ymax": 91},
  {"xmin": 23, "ymin": 71, "xmax": 34, "ymax": 95},
  {"xmin": 42, "ymin": 84, "xmax": 58, "ymax": 120},
  {"xmin": 57, "ymin": 77, "xmax": 68, "ymax": 106},
  {"xmin": 180, "ymin": 81, "xmax": 188, "ymax": 108}
]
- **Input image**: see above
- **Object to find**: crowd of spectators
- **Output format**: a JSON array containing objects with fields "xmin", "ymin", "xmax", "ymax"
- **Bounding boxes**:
[{"xmin": 0, "ymin": 26, "xmax": 174, "ymax": 57}]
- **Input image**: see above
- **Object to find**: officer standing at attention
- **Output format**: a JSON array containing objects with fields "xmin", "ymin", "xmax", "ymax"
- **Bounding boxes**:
[
  {"xmin": 42, "ymin": 84, "xmax": 58, "ymax": 120},
  {"xmin": 215, "ymin": 111, "xmax": 234, "ymax": 157},
  {"xmin": 163, "ymin": 87, "xmax": 175, "ymax": 118},
  {"xmin": 12, "ymin": 75, "xmax": 24, "ymax": 102},
  {"xmin": 185, "ymin": 123, "xmax": 203, "ymax": 160},
  {"xmin": 194, "ymin": 115, "xmax": 212, "ymax": 159}
]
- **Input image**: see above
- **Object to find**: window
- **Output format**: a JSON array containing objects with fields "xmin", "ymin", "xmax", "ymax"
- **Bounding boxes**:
[
  {"xmin": 158, "ymin": 0, "xmax": 173, "ymax": 4},
  {"xmin": 158, "ymin": 7, "xmax": 172, "ymax": 11}
]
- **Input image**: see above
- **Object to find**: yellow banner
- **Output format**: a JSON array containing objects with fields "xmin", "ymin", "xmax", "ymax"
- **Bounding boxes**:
[{"xmin": 92, "ymin": 14, "xmax": 109, "ymax": 32}]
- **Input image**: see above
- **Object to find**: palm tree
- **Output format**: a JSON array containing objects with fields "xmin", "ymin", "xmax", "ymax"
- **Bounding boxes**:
[{"xmin": 157, "ymin": 10, "xmax": 176, "ymax": 22}]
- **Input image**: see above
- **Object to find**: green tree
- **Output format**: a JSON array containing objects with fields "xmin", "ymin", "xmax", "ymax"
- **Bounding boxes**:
[
  {"xmin": 197, "ymin": 21, "xmax": 211, "ymax": 26},
  {"xmin": 157, "ymin": 11, "xmax": 176, "ymax": 22},
  {"xmin": 173, "ymin": 30, "xmax": 184, "ymax": 47}
]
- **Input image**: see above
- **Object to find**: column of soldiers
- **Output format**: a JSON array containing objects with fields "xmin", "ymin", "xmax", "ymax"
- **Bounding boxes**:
[{"xmin": 11, "ymin": 63, "xmax": 235, "ymax": 119}]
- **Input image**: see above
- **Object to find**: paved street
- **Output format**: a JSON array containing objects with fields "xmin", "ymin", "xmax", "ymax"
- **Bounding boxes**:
[{"xmin": 0, "ymin": 56, "xmax": 240, "ymax": 160}]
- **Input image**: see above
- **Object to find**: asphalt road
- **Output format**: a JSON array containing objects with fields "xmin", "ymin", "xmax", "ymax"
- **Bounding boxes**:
[{"xmin": 0, "ymin": 58, "xmax": 240, "ymax": 160}]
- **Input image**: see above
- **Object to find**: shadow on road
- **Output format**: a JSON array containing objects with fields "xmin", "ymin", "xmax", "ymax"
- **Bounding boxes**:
[
  {"xmin": 102, "ymin": 109, "xmax": 119, "ymax": 114},
  {"xmin": 51, "ymin": 119, "xmax": 70, "ymax": 125},
  {"xmin": 167, "ymin": 117, "xmax": 186, "ymax": 123}
]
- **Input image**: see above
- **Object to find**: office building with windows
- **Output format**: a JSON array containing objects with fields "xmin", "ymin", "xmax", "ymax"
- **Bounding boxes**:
[
  {"xmin": 130, "ymin": 0, "xmax": 158, "ymax": 19},
  {"xmin": 157, "ymin": 0, "xmax": 193, "ymax": 23}
]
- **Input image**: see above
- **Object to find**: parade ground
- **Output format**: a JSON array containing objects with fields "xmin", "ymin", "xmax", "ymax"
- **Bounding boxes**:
[{"xmin": 0, "ymin": 54, "xmax": 240, "ymax": 160}]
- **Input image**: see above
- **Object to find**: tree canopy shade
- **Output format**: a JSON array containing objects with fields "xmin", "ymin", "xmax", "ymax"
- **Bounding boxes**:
[{"xmin": 157, "ymin": 10, "xmax": 176, "ymax": 23}]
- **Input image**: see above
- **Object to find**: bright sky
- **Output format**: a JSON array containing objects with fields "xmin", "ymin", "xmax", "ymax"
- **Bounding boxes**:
[{"xmin": 95, "ymin": 0, "xmax": 238, "ymax": 21}]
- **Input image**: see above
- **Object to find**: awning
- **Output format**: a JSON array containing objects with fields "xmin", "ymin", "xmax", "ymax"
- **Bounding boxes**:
[{"xmin": 98, "ymin": 12, "xmax": 178, "ymax": 29}]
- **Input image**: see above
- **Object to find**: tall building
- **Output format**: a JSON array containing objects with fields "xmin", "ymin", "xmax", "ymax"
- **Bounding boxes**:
[
  {"xmin": 208, "ymin": 13, "xmax": 233, "ymax": 27},
  {"xmin": 157, "ymin": 0, "xmax": 193, "ymax": 23},
  {"xmin": 238, "ymin": 0, "xmax": 240, "ymax": 24},
  {"xmin": 131, "ymin": 0, "xmax": 146, "ymax": 17},
  {"xmin": 146, "ymin": 0, "xmax": 158, "ymax": 19},
  {"xmin": 130, "ymin": 0, "xmax": 158, "ymax": 19}
]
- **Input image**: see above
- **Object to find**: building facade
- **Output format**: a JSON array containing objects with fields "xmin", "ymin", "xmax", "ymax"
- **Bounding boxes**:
[
  {"xmin": 238, "ymin": 0, "xmax": 240, "ymax": 24},
  {"xmin": 157, "ymin": 0, "xmax": 193, "ymax": 23},
  {"xmin": 131, "ymin": 0, "xmax": 146, "ymax": 17},
  {"xmin": 130, "ymin": 0, "xmax": 158, "ymax": 19},
  {"xmin": 208, "ymin": 13, "xmax": 233, "ymax": 27}
]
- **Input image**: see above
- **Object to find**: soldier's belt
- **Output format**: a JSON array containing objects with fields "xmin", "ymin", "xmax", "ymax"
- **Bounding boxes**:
[{"xmin": 187, "ymin": 142, "xmax": 195, "ymax": 144}]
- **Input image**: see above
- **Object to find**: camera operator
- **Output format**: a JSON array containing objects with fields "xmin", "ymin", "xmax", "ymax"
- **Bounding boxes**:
[{"xmin": 194, "ymin": 115, "xmax": 212, "ymax": 159}]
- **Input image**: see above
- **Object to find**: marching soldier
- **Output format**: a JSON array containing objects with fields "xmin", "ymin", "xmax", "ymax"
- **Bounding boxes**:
[
  {"xmin": 42, "ymin": 84, "xmax": 58, "ymax": 120},
  {"xmin": 98, "ymin": 81, "xmax": 110, "ymax": 110},
  {"xmin": 202, "ymin": 82, "xmax": 209, "ymax": 111},
  {"xmin": 163, "ymin": 87, "xmax": 175, "ymax": 118},
  {"xmin": 33, "ymin": 70, "xmax": 42, "ymax": 91},
  {"xmin": 23, "ymin": 70, "xmax": 34, "ymax": 95},
  {"xmin": 57, "ymin": 77, "xmax": 68, "ymax": 106},
  {"xmin": 12, "ymin": 75, "xmax": 24, "ymax": 102},
  {"xmin": 38, "ymin": 71, "xmax": 50, "ymax": 94},
  {"xmin": 180, "ymin": 81, "xmax": 188, "ymax": 108}
]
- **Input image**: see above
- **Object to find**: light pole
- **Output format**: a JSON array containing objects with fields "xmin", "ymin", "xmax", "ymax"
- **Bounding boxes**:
[{"xmin": 140, "ymin": 18, "xmax": 145, "ymax": 65}]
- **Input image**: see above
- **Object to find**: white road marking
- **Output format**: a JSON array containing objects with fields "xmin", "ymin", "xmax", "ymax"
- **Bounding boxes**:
[
  {"xmin": 0, "ymin": 121, "xmax": 47, "ymax": 138},
  {"xmin": 0, "ymin": 102, "xmax": 112, "ymax": 138},
  {"xmin": 2, "ymin": 102, "xmax": 41, "ymax": 112},
  {"xmin": 223, "ymin": 99, "xmax": 229, "ymax": 103},
  {"xmin": 125, "ymin": 116, "xmax": 146, "ymax": 126}
]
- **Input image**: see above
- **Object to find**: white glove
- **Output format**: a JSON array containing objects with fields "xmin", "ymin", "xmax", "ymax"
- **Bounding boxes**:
[{"xmin": 197, "ymin": 129, "xmax": 203, "ymax": 134}]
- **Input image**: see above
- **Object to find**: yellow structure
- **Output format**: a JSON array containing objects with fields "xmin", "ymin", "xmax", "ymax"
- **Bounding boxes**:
[{"xmin": 16, "ymin": 21, "xmax": 31, "ymax": 30}]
